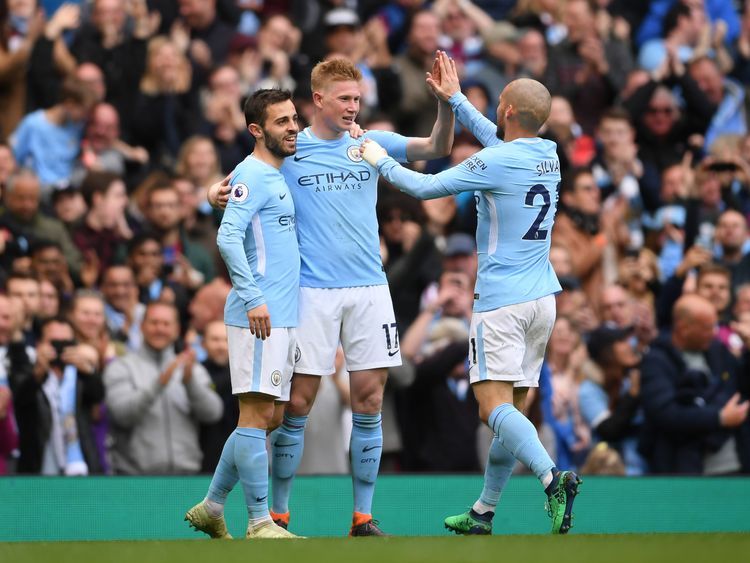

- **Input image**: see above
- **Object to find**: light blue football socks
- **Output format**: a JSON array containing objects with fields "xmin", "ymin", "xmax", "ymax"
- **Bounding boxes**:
[
  {"xmin": 350, "ymin": 412, "xmax": 383, "ymax": 515},
  {"xmin": 270, "ymin": 414, "xmax": 308, "ymax": 515}
]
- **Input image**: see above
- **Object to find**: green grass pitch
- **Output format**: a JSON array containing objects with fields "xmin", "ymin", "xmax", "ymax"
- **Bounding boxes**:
[{"xmin": 2, "ymin": 534, "xmax": 748, "ymax": 563}]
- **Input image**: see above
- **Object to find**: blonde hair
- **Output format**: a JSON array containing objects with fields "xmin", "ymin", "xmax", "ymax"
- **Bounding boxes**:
[
  {"xmin": 175, "ymin": 135, "xmax": 221, "ymax": 183},
  {"xmin": 140, "ymin": 36, "xmax": 192, "ymax": 95},
  {"xmin": 310, "ymin": 58, "xmax": 362, "ymax": 93}
]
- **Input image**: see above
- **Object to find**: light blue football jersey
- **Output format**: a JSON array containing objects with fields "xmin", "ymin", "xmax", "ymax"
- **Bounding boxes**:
[
  {"xmin": 375, "ymin": 95, "xmax": 562, "ymax": 312},
  {"xmin": 281, "ymin": 128, "xmax": 408, "ymax": 288},
  {"xmin": 217, "ymin": 155, "xmax": 300, "ymax": 328}
]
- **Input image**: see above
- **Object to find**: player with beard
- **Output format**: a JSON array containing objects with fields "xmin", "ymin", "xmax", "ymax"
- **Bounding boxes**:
[
  {"xmin": 185, "ymin": 89, "xmax": 302, "ymax": 540},
  {"xmin": 209, "ymin": 57, "xmax": 454, "ymax": 536},
  {"xmin": 360, "ymin": 52, "xmax": 581, "ymax": 535}
]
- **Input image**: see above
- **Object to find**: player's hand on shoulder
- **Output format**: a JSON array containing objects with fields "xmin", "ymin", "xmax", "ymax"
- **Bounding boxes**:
[
  {"xmin": 208, "ymin": 174, "xmax": 232, "ymax": 210},
  {"xmin": 349, "ymin": 121, "xmax": 367, "ymax": 139},
  {"xmin": 360, "ymin": 139, "xmax": 388, "ymax": 166},
  {"xmin": 247, "ymin": 304, "xmax": 271, "ymax": 340}
]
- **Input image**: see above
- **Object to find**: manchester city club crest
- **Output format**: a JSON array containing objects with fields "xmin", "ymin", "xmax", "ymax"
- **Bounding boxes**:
[
  {"xmin": 271, "ymin": 370, "xmax": 282, "ymax": 386},
  {"xmin": 347, "ymin": 145, "xmax": 363, "ymax": 162},
  {"xmin": 230, "ymin": 183, "xmax": 249, "ymax": 202}
]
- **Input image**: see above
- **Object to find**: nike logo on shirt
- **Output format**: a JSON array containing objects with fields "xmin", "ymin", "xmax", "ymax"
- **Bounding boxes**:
[
  {"xmin": 280, "ymin": 193, "xmax": 287, "ymax": 200},
  {"xmin": 362, "ymin": 445, "xmax": 382, "ymax": 453},
  {"xmin": 293, "ymin": 154, "xmax": 311, "ymax": 162}
]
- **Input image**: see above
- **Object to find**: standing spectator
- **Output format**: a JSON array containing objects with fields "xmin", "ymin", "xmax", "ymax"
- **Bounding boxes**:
[
  {"xmin": 552, "ymin": 168, "xmax": 628, "ymax": 309},
  {"xmin": 579, "ymin": 325, "xmax": 646, "ymax": 475},
  {"xmin": 75, "ymin": 103, "xmax": 149, "ymax": 186},
  {"xmin": 545, "ymin": 316, "xmax": 591, "ymax": 470},
  {"xmin": 66, "ymin": 0, "xmax": 158, "ymax": 120},
  {"xmin": 103, "ymin": 301, "xmax": 222, "ymax": 474},
  {"xmin": 640, "ymin": 294, "xmax": 750, "ymax": 474},
  {"xmin": 394, "ymin": 10, "xmax": 442, "ymax": 137},
  {"xmin": 126, "ymin": 232, "xmax": 189, "ymax": 309},
  {"xmin": 11, "ymin": 317, "xmax": 104, "ymax": 474},
  {"xmin": 623, "ymin": 50, "xmax": 714, "ymax": 174},
  {"xmin": 5, "ymin": 272, "xmax": 41, "ymax": 345},
  {"xmin": 72, "ymin": 171, "xmax": 132, "ymax": 275},
  {"xmin": 0, "ymin": 0, "xmax": 44, "ymax": 140},
  {"xmin": 0, "ymin": 169, "xmax": 82, "ymax": 276},
  {"xmin": 202, "ymin": 64, "xmax": 254, "ymax": 174},
  {"xmin": 174, "ymin": 135, "xmax": 223, "ymax": 217},
  {"xmin": 177, "ymin": 0, "xmax": 235, "ymax": 80},
  {"xmin": 689, "ymin": 56, "xmax": 748, "ymax": 151},
  {"xmin": 198, "ymin": 320, "xmax": 236, "ymax": 473},
  {"xmin": 544, "ymin": 0, "xmax": 633, "ymax": 133},
  {"xmin": 0, "ymin": 294, "xmax": 22, "ymax": 474},
  {"xmin": 100, "ymin": 264, "xmax": 145, "ymax": 352},
  {"xmin": 11, "ymin": 77, "xmax": 96, "ymax": 192},
  {"xmin": 129, "ymin": 36, "xmax": 201, "ymax": 169},
  {"xmin": 185, "ymin": 278, "xmax": 230, "ymax": 363},
  {"xmin": 142, "ymin": 183, "xmax": 215, "ymax": 289}
]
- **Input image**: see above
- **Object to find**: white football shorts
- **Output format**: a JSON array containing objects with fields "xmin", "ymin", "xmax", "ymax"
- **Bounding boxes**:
[
  {"xmin": 468, "ymin": 294, "xmax": 556, "ymax": 387},
  {"xmin": 295, "ymin": 285, "xmax": 402, "ymax": 375},
  {"xmin": 227, "ymin": 325, "xmax": 296, "ymax": 400}
]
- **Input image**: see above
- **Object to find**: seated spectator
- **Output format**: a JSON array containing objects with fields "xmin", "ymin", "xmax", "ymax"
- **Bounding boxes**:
[
  {"xmin": 11, "ymin": 317, "xmax": 104, "ymax": 475},
  {"xmin": 579, "ymin": 325, "xmax": 647, "ymax": 475},
  {"xmin": 103, "ymin": 301, "xmax": 222, "ymax": 474},
  {"xmin": 11, "ymin": 77, "xmax": 96, "ymax": 192},
  {"xmin": 198, "ymin": 320, "xmax": 236, "ymax": 473},
  {"xmin": 640, "ymin": 294, "xmax": 750, "ymax": 474}
]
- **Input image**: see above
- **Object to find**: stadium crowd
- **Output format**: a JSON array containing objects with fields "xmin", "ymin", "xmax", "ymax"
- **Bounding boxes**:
[{"xmin": 1, "ymin": 0, "xmax": 750, "ymax": 477}]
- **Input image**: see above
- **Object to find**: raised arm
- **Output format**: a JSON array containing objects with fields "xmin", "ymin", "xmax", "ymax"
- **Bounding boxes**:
[
  {"xmin": 405, "ymin": 98, "xmax": 454, "ymax": 161},
  {"xmin": 362, "ymin": 139, "xmax": 491, "ymax": 200},
  {"xmin": 426, "ymin": 51, "xmax": 499, "ymax": 148}
]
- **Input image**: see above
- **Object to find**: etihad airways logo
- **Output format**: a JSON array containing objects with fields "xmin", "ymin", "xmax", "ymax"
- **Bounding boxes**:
[{"xmin": 297, "ymin": 170, "xmax": 371, "ymax": 192}]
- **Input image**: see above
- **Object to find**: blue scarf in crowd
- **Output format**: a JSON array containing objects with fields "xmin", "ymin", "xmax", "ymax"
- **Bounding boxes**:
[{"xmin": 42, "ymin": 365, "xmax": 88, "ymax": 476}]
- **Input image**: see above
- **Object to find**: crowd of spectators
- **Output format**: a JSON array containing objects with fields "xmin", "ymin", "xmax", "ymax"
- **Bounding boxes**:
[{"xmin": 2, "ymin": 0, "xmax": 750, "ymax": 477}]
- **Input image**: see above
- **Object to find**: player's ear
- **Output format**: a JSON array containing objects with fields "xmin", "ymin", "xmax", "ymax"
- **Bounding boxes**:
[
  {"xmin": 312, "ymin": 90, "xmax": 324, "ymax": 108},
  {"xmin": 248, "ymin": 123, "xmax": 263, "ymax": 140}
]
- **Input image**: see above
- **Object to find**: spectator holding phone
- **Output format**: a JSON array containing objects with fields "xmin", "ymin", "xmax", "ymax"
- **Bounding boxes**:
[{"xmin": 11, "ymin": 317, "xmax": 104, "ymax": 475}]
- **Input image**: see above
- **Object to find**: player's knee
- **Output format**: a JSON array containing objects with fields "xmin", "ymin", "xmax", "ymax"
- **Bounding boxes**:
[
  {"xmin": 351, "ymin": 389, "xmax": 383, "ymax": 414},
  {"xmin": 287, "ymin": 392, "xmax": 314, "ymax": 416}
]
